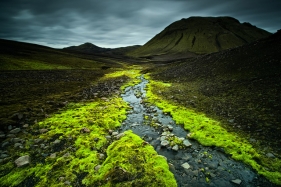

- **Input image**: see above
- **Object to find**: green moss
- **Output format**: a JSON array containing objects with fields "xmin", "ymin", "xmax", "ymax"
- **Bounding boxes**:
[
  {"xmin": 144, "ymin": 74, "xmax": 281, "ymax": 185},
  {"xmin": 0, "ymin": 93, "xmax": 130, "ymax": 186},
  {"xmin": 83, "ymin": 130, "xmax": 177, "ymax": 186},
  {"xmin": 0, "ymin": 69, "xmax": 176, "ymax": 186}
]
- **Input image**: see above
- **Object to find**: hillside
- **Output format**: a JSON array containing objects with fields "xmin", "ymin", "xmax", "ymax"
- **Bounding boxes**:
[
  {"xmin": 63, "ymin": 42, "xmax": 141, "ymax": 56},
  {"xmin": 129, "ymin": 16, "xmax": 271, "ymax": 57},
  {"xmin": 0, "ymin": 39, "xmax": 125, "ymax": 70},
  {"xmin": 147, "ymin": 30, "xmax": 281, "ymax": 154}
]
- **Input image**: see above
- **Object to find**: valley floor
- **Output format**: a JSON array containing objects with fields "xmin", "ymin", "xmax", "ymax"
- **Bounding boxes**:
[{"xmin": 0, "ymin": 65, "xmax": 280, "ymax": 186}]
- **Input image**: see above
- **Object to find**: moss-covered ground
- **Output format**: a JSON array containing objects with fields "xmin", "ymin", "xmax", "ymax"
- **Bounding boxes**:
[
  {"xmin": 0, "ymin": 68, "xmax": 176, "ymax": 186},
  {"xmin": 144, "ymin": 74, "xmax": 281, "ymax": 185}
]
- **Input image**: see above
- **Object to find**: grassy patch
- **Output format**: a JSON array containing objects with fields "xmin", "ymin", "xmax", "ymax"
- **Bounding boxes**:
[
  {"xmin": 144, "ymin": 74, "xmax": 281, "ymax": 185},
  {"xmin": 83, "ymin": 130, "xmax": 177, "ymax": 186}
]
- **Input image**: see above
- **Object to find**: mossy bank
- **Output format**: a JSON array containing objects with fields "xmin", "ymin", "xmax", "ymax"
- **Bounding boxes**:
[{"xmin": 144, "ymin": 74, "xmax": 281, "ymax": 185}]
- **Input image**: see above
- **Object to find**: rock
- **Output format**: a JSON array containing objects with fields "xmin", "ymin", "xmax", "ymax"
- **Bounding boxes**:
[
  {"xmin": 161, "ymin": 132, "xmax": 168, "ymax": 136},
  {"xmin": 13, "ymin": 138, "xmax": 23, "ymax": 143},
  {"xmin": 112, "ymin": 132, "xmax": 118, "ymax": 136},
  {"xmin": 108, "ymin": 129, "xmax": 113, "ymax": 134},
  {"xmin": 53, "ymin": 139, "xmax": 61, "ymax": 144},
  {"xmin": 161, "ymin": 140, "xmax": 170, "ymax": 147},
  {"xmin": 183, "ymin": 140, "xmax": 192, "ymax": 147},
  {"xmin": 178, "ymin": 137, "xmax": 185, "ymax": 141},
  {"xmin": 231, "ymin": 179, "xmax": 242, "ymax": 185},
  {"xmin": 167, "ymin": 125, "xmax": 173, "ymax": 131},
  {"xmin": 99, "ymin": 153, "xmax": 105, "ymax": 160},
  {"xmin": 116, "ymin": 133, "xmax": 125, "ymax": 139},
  {"xmin": 0, "ymin": 154, "xmax": 9, "ymax": 159},
  {"xmin": 14, "ymin": 143, "xmax": 23, "ymax": 148},
  {"xmin": 95, "ymin": 165, "xmax": 101, "ymax": 171},
  {"xmin": 9, "ymin": 128, "xmax": 21, "ymax": 134},
  {"xmin": 169, "ymin": 163, "xmax": 176, "ymax": 172},
  {"xmin": 23, "ymin": 124, "xmax": 29, "ymax": 128},
  {"xmin": 64, "ymin": 181, "xmax": 71, "ymax": 185},
  {"xmin": 105, "ymin": 135, "xmax": 111, "ymax": 139},
  {"xmin": 15, "ymin": 155, "xmax": 30, "ymax": 167},
  {"xmin": 63, "ymin": 152, "xmax": 70, "ymax": 157},
  {"xmin": 266, "ymin": 153, "xmax": 275, "ymax": 158},
  {"xmin": 49, "ymin": 153, "xmax": 56, "ymax": 158},
  {"xmin": 228, "ymin": 119, "xmax": 235, "ymax": 123},
  {"xmin": 181, "ymin": 162, "xmax": 191, "ymax": 170},
  {"xmin": 80, "ymin": 127, "xmax": 90, "ymax": 133},
  {"xmin": 172, "ymin": 145, "xmax": 179, "ymax": 151},
  {"xmin": 2, "ymin": 141, "xmax": 9, "ymax": 148},
  {"xmin": 39, "ymin": 129, "xmax": 48, "ymax": 134},
  {"xmin": 6, "ymin": 134, "xmax": 16, "ymax": 138},
  {"xmin": 160, "ymin": 136, "xmax": 166, "ymax": 141},
  {"xmin": 34, "ymin": 138, "xmax": 42, "ymax": 143}
]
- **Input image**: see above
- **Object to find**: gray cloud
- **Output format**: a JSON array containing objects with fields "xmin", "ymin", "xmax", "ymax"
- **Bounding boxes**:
[{"xmin": 0, "ymin": 0, "xmax": 280, "ymax": 48}]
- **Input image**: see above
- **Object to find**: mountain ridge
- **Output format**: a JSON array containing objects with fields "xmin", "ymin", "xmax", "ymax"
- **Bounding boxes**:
[{"xmin": 128, "ymin": 16, "xmax": 271, "ymax": 57}]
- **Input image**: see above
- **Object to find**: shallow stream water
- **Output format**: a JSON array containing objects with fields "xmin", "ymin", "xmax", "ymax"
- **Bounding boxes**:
[{"xmin": 119, "ymin": 75, "xmax": 277, "ymax": 187}]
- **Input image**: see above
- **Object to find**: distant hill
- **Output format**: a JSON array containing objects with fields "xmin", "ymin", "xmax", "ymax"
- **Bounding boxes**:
[
  {"xmin": 128, "ymin": 16, "xmax": 271, "ymax": 57},
  {"xmin": 63, "ymin": 42, "xmax": 109, "ymax": 54},
  {"xmin": 0, "ymin": 39, "xmax": 124, "ymax": 70},
  {"xmin": 63, "ymin": 42, "xmax": 141, "ymax": 56}
]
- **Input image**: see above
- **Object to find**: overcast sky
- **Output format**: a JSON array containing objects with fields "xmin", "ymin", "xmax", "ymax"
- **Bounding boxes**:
[{"xmin": 0, "ymin": 0, "xmax": 280, "ymax": 48}]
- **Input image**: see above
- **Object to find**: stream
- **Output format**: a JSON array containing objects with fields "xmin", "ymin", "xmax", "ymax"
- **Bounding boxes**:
[{"xmin": 119, "ymin": 75, "xmax": 276, "ymax": 187}]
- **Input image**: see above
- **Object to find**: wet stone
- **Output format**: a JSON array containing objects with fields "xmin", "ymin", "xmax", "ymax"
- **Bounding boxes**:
[
  {"xmin": 112, "ymin": 132, "xmax": 118, "ymax": 136},
  {"xmin": 183, "ymin": 140, "xmax": 192, "ymax": 147},
  {"xmin": 181, "ymin": 162, "xmax": 191, "ymax": 170},
  {"xmin": 161, "ymin": 140, "xmax": 170, "ymax": 147},
  {"xmin": 231, "ymin": 179, "xmax": 242, "ymax": 184},
  {"xmin": 172, "ymin": 145, "xmax": 179, "ymax": 151}
]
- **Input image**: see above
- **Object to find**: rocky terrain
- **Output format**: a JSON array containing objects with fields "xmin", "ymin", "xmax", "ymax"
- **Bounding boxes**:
[{"xmin": 146, "ymin": 30, "xmax": 281, "ymax": 157}]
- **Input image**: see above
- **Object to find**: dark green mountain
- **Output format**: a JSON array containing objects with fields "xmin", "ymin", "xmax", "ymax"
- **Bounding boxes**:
[
  {"xmin": 63, "ymin": 42, "xmax": 109, "ymax": 53},
  {"xmin": 128, "ymin": 16, "xmax": 271, "ymax": 57},
  {"xmin": 63, "ymin": 42, "xmax": 141, "ymax": 56}
]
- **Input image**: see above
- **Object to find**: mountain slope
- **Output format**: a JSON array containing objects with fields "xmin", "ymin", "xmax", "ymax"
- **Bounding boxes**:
[
  {"xmin": 148, "ymin": 30, "xmax": 281, "ymax": 153},
  {"xmin": 129, "ymin": 16, "xmax": 271, "ymax": 57},
  {"xmin": 0, "ymin": 39, "xmax": 124, "ymax": 70},
  {"xmin": 63, "ymin": 42, "xmax": 141, "ymax": 56}
]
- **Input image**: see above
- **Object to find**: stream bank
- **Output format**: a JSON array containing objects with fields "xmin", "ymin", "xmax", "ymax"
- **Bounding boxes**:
[{"xmin": 120, "ymin": 75, "xmax": 278, "ymax": 187}]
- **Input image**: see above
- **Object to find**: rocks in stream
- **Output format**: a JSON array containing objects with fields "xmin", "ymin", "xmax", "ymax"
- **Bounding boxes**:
[
  {"xmin": 14, "ymin": 155, "xmax": 30, "ymax": 167},
  {"xmin": 231, "ymin": 179, "xmax": 242, "ymax": 185}
]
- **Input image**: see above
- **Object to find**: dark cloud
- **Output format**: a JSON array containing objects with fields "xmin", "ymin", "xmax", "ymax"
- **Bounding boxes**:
[{"xmin": 0, "ymin": 0, "xmax": 280, "ymax": 48}]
